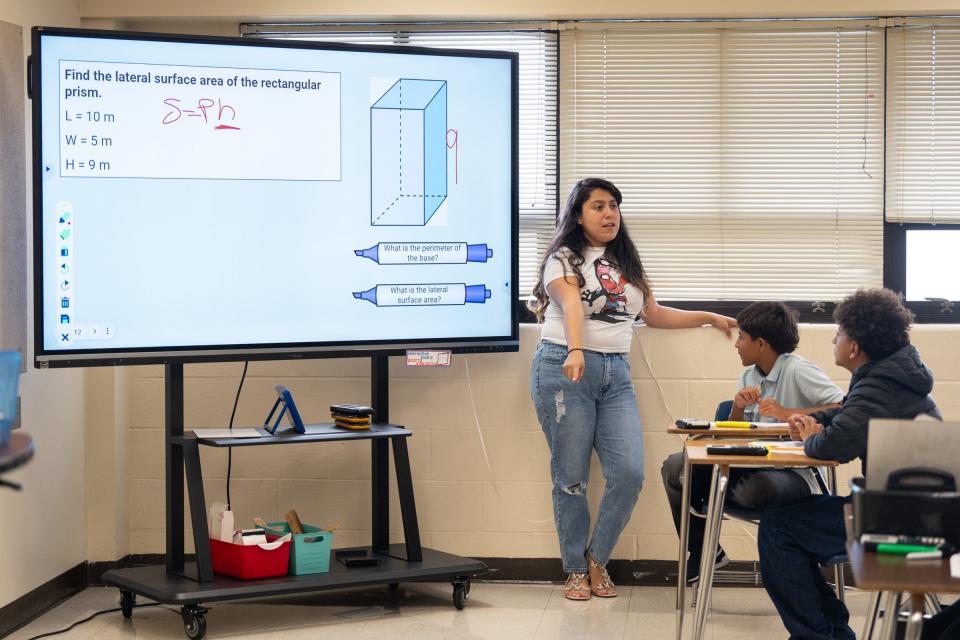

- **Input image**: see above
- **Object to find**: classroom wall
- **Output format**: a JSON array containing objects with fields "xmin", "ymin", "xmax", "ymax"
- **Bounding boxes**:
[
  {"xmin": 69, "ymin": 0, "xmax": 960, "ymax": 568},
  {"xmin": 103, "ymin": 324, "xmax": 960, "ymax": 563},
  {"xmin": 0, "ymin": 0, "xmax": 85, "ymax": 610}
]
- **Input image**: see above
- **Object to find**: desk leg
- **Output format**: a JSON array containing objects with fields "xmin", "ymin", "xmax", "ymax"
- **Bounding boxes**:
[
  {"xmin": 182, "ymin": 438, "xmax": 213, "ymax": 582},
  {"xmin": 862, "ymin": 590, "xmax": 882, "ymax": 640},
  {"xmin": 904, "ymin": 593, "xmax": 925, "ymax": 640},
  {"xmin": 392, "ymin": 437, "xmax": 422, "ymax": 562},
  {"xmin": 675, "ymin": 451, "xmax": 692, "ymax": 640},
  {"xmin": 879, "ymin": 591, "xmax": 901, "ymax": 640},
  {"xmin": 692, "ymin": 464, "xmax": 729, "ymax": 640}
]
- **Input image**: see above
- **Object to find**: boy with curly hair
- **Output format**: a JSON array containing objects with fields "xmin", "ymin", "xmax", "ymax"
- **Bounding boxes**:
[{"xmin": 759, "ymin": 288, "xmax": 941, "ymax": 640}]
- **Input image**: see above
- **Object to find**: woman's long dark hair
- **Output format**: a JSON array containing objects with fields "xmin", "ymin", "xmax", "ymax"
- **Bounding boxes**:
[{"xmin": 529, "ymin": 178, "xmax": 650, "ymax": 322}]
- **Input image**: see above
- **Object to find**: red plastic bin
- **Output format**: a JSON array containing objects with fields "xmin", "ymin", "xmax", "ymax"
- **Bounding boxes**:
[{"xmin": 209, "ymin": 537, "xmax": 291, "ymax": 580}]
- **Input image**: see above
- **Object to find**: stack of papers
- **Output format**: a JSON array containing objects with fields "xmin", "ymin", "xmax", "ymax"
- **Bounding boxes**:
[{"xmin": 752, "ymin": 440, "xmax": 807, "ymax": 455}]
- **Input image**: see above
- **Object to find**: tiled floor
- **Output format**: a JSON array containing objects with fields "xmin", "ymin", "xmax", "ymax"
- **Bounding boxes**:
[{"xmin": 8, "ymin": 582, "xmax": 885, "ymax": 640}]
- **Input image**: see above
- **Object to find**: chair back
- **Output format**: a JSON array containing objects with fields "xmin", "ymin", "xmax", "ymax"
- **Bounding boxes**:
[
  {"xmin": 0, "ymin": 350, "xmax": 22, "ymax": 446},
  {"xmin": 714, "ymin": 400, "xmax": 733, "ymax": 421}
]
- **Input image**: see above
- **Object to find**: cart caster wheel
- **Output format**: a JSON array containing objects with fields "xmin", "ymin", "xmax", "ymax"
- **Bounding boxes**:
[
  {"xmin": 181, "ymin": 605, "xmax": 208, "ymax": 640},
  {"xmin": 452, "ymin": 578, "xmax": 470, "ymax": 610},
  {"xmin": 388, "ymin": 582, "xmax": 400, "ymax": 591},
  {"xmin": 119, "ymin": 590, "xmax": 135, "ymax": 618},
  {"xmin": 183, "ymin": 614, "xmax": 206, "ymax": 640}
]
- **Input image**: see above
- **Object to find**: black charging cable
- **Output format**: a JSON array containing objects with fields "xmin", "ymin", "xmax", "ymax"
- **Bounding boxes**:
[
  {"xmin": 225, "ymin": 361, "xmax": 249, "ymax": 510},
  {"xmin": 24, "ymin": 602, "xmax": 169, "ymax": 639}
]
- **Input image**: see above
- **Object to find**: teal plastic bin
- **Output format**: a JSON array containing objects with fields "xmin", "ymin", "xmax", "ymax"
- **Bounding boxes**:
[
  {"xmin": 262, "ymin": 522, "xmax": 333, "ymax": 575},
  {"xmin": 0, "ymin": 351, "xmax": 21, "ymax": 446}
]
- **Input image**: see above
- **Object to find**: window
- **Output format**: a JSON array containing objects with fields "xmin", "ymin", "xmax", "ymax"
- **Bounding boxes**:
[
  {"xmin": 245, "ymin": 19, "xmax": 960, "ymax": 322},
  {"xmin": 243, "ymin": 23, "xmax": 559, "ymax": 299},
  {"xmin": 560, "ymin": 21, "xmax": 884, "ymax": 303},
  {"xmin": 886, "ymin": 21, "xmax": 960, "ymax": 318},
  {"xmin": 905, "ymin": 228, "xmax": 960, "ymax": 301}
]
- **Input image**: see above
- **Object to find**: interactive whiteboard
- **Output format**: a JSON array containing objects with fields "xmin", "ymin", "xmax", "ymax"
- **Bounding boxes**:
[{"xmin": 31, "ymin": 28, "xmax": 518, "ymax": 366}]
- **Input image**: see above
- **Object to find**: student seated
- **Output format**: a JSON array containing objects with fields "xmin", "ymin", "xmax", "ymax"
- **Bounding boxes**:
[
  {"xmin": 923, "ymin": 600, "xmax": 960, "ymax": 640},
  {"xmin": 758, "ymin": 288, "xmax": 942, "ymax": 640},
  {"xmin": 661, "ymin": 301, "xmax": 843, "ymax": 583}
]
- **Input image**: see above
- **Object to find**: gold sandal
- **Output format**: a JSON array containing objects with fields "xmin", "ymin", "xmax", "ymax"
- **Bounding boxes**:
[
  {"xmin": 564, "ymin": 572, "xmax": 592, "ymax": 600},
  {"xmin": 587, "ymin": 555, "xmax": 618, "ymax": 598}
]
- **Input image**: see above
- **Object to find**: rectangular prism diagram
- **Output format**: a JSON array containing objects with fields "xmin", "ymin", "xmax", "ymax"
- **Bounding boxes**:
[{"xmin": 371, "ymin": 79, "xmax": 447, "ymax": 226}]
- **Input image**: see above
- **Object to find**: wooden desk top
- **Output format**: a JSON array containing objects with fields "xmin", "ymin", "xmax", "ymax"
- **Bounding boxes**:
[
  {"xmin": 667, "ymin": 427, "xmax": 791, "ymax": 438},
  {"xmin": 684, "ymin": 439, "xmax": 839, "ymax": 468},
  {"xmin": 847, "ymin": 541, "xmax": 960, "ymax": 594}
]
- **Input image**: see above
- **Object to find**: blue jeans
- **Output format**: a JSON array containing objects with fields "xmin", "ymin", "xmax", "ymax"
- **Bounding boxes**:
[
  {"xmin": 758, "ymin": 495, "xmax": 854, "ymax": 640},
  {"xmin": 530, "ymin": 341, "xmax": 645, "ymax": 573}
]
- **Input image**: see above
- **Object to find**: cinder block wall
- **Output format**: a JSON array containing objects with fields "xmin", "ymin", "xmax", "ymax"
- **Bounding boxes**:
[{"xmin": 107, "ymin": 323, "xmax": 960, "ymax": 562}]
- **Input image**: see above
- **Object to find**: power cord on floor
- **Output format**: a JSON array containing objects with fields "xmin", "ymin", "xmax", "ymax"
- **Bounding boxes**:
[
  {"xmin": 630, "ymin": 322, "xmax": 683, "ymax": 439},
  {"xmin": 629, "ymin": 324, "xmax": 762, "ymax": 544},
  {"xmin": 24, "ymin": 602, "xmax": 168, "ymax": 640},
  {"xmin": 462, "ymin": 324, "xmax": 684, "ymax": 525}
]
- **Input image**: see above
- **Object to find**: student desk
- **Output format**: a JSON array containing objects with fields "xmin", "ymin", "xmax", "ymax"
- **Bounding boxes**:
[
  {"xmin": 675, "ymin": 440, "xmax": 840, "ymax": 640},
  {"xmin": 848, "ymin": 541, "xmax": 960, "ymax": 640},
  {"xmin": 668, "ymin": 425, "xmax": 791, "ymax": 615},
  {"xmin": 666, "ymin": 426, "xmax": 791, "ymax": 439}
]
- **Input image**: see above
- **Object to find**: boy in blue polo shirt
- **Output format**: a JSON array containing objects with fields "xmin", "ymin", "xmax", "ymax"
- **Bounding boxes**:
[{"xmin": 662, "ymin": 301, "xmax": 843, "ymax": 583}]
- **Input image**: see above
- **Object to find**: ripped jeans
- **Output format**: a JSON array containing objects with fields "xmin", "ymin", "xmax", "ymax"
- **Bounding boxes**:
[{"xmin": 531, "ymin": 341, "xmax": 645, "ymax": 573}]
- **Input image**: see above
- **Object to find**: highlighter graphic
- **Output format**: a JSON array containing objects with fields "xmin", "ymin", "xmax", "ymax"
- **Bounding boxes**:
[
  {"xmin": 354, "ymin": 242, "xmax": 493, "ymax": 265},
  {"xmin": 353, "ymin": 283, "xmax": 491, "ymax": 306}
]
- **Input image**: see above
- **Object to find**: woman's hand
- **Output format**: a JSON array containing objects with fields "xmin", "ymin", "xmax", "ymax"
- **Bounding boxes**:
[
  {"xmin": 563, "ymin": 350, "xmax": 585, "ymax": 382},
  {"xmin": 709, "ymin": 313, "xmax": 737, "ymax": 338}
]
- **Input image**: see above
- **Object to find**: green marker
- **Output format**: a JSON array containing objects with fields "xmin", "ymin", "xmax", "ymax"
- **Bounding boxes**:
[{"xmin": 868, "ymin": 542, "xmax": 941, "ymax": 555}]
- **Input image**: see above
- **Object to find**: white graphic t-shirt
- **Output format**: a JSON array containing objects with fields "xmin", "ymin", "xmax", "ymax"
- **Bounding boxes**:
[{"xmin": 539, "ymin": 246, "xmax": 645, "ymax": 353}]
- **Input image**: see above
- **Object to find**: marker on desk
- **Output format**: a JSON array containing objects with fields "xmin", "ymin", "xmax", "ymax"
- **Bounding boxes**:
[
  {"xmin": 867, "ymin": 542, "xmax": 942, "ymax": 555},
  {"xmin": 861, "ymin": 533, "xmax": 946, "ymax": 547},
  {"xmin": 906, "ymin": 550, "xmax": 947, "ymax": 560},
  {"xmin": 713, "ymin": 421, "xmax": 755, "ymax": 429}
]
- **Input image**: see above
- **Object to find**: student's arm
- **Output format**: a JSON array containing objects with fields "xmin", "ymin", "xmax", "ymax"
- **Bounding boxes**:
[
  {"xmin": 808, "ymin": 406, "xmax": 841, "ymax": 427},
  {"xmin": 546, "ymin": 276, "xmax": 586, "ymax": 382},
  {"xmin": 787, "ymin": 406, "xmax": 843, "ymax": 439},
  {"xmin": 758, "ymin": 399, "xmax": 842, "ymax": 422},
  {"xmin": 800, "ymin": 387, "xmax": 876, "ymax": 463},
  {"xmin": 730, "ymin": 370, "xmax": 759, "ymax": 421},
  {"xmin": 641, "ymin": 291, "xmax": 736, "ymax": 337},
  {"xmin": 759, "ymin": 358, "xmax": 845, "ymax": 421}
]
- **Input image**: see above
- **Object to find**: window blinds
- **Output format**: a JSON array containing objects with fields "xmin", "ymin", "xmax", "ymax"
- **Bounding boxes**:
[
  {"xmin": 887, "ymin": 21, "xmax": 960, "ymax": 224},
  {"xmin": 560, "ymin": 23, "xmax": 884, "ymax": 301},
  {"xmin": 243, "ymin": 24, "xmax": 559, "ymax": 298}
]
